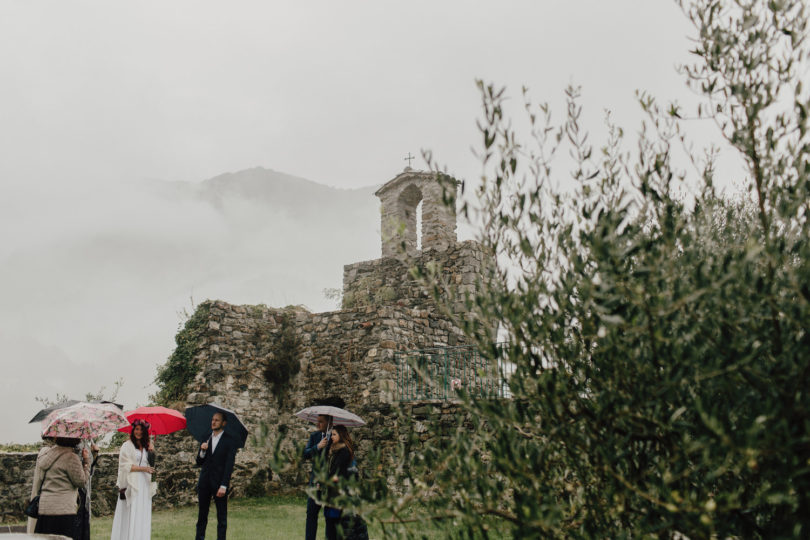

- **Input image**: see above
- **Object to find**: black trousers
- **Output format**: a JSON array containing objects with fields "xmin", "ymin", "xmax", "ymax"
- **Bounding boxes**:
[
  {"xmin": 196, "ymin": 484, "xmax": 228, "ymax": 540},
  {"xmin": 325, "ymin": 515, "xmax": 340, "ymax": 540},
  {"xmin": 305, "ymin": 496, "xmax": 322, "ymax": 540},
  {"xmin": 35, "ymin": 514, "xmax": 78, "ymax": 539}
]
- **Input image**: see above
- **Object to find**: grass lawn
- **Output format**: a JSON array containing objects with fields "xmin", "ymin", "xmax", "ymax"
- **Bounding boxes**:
[
  {"xmin": 10, "ymin": 495, "xmax": 507, "ymax": 539},
  {"xmin": 91, "ymin": 495, "xmax": 316, "ymax": 540}
]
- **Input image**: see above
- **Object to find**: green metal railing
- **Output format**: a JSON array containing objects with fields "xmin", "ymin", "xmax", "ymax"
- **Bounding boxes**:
[{"xmin": 394, "ymin": 343, "xmax": 513, "ymax": 401}]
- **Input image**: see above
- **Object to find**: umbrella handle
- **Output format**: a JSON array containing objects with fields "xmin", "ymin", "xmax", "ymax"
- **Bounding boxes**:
[{"xmin": 148, "ymin": 437, "xmax": 156, "ymax": 469}]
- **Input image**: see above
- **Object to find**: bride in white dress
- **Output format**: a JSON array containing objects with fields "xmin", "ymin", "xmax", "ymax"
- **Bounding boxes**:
[{"xmin": 111, "ymin": 419, "xmax": 156, "ymax": 540}]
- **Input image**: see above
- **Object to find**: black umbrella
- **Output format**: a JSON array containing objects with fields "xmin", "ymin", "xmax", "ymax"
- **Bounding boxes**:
[
  {"xmin": 29, "ymin": 399, "xmax": 124, "ymax": 424},
  {"xmin": 28, "ymin": 399, "xmax": 80, "ymax": 424},
  {"xmin": 185, "ymin": 403, "xmax": 248, "ymax": 449}
]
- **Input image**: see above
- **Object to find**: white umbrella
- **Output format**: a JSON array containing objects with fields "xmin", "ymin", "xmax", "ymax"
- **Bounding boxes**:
[{"xmin": 294, "ymin": 405, "xmax": 365, "ymax": 427}]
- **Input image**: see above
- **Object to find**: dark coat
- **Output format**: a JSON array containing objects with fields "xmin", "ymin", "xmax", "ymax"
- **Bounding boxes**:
[
  {"xmin": 328, "ymin": 446, "xmax": 352, "ymax": 480},
  {"xmin": 327, "ymin": 446, "xmax": 369, "ymax": 540},
  {"xmin": 196, "ymin": 431, "xmax": 238, "ymax": 491},
  {"xmin": 303, "ymin": 430, "xmax": 329, "ymax": 485}
]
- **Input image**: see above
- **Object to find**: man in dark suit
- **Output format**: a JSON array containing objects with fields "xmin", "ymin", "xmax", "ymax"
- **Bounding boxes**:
[
  {"xmin": 195, "ymin": 411, "xmax": 238, "ymax": 540},
  {"xmin": 303, "ymin": 413, "xmax": 331, "ymax": 540}
]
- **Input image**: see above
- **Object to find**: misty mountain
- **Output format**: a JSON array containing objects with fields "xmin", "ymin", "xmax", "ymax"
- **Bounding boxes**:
[
  {"xmin": 208, "ymin": 167, "xmax": 378, "ymax": 219},
  {"xmin": 146, "ymin": 167, "xmax": 380, "ymax": 230},
  {"xmin": 140, "ymin": 167, "xmax": 383, "ymax": 302}
]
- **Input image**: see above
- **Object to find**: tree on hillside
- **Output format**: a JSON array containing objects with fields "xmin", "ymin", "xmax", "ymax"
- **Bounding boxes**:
[{"xmin": 330, "ymin": 1, "xmax": 810, "ymax": 538}]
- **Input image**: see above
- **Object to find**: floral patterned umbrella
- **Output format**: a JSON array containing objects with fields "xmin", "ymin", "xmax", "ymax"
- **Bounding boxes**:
[{"xmin": 42, "ymin": 401, "xmax": 129, "ymax": 439}]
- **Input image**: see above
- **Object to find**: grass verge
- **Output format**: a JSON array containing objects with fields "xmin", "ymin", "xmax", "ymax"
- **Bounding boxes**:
[
  {"xmin": 91, "ymin": 495, "xmax": 312, "ymax": 540},
  {"xmin": 9, "ymin": 495, "xmax": 508, "ymax": 539}
]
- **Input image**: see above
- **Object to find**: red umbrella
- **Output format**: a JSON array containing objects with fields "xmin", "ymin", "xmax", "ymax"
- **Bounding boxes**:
[{"xmin": 118, "ymin": 406, "xmax": 186, "ymax": 435}]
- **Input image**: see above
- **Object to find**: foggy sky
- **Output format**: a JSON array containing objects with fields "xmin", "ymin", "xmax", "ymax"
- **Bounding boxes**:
[{"xmin": 1, "ymin": 1, "xmax": 704, "ymax": 443}]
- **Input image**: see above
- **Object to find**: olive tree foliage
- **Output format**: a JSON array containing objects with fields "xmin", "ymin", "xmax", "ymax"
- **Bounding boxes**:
[{"xmin": 331, "ymin": 1, "xmax": 810, "ymax": 538}]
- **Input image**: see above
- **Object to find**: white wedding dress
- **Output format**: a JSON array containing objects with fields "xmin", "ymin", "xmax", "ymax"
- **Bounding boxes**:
[{"xmin": 110, "ymin": 440, "xmax": 154, "ymax": 540}]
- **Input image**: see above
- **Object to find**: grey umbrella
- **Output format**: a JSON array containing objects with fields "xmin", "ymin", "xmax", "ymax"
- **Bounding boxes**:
[{"xmin": 295, "ymin": 405, "xmax": 365, "ymax": 427}]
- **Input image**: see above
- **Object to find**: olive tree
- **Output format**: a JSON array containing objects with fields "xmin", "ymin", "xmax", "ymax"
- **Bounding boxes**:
[{"xmin": 338, "ymin": 1, "xmax": 810, "ymax": 538}]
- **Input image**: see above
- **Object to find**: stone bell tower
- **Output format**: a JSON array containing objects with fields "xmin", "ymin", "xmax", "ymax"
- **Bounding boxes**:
[
  {"xmin": 341, "ymin": 165, "xmax": 479, "ymax": 312},
  {"xmin": 375, "ymin": 167, "xmax": 457, "ymax": 258}
]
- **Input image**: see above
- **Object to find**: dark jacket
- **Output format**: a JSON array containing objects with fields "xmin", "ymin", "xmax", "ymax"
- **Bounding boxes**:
[
  {"xmin": 328, "ymin": 446, "xmax": 352, "ymax": 480},
  {"xmin": 303, "ymin": 430, "xmax": 329, "ymax": 485},
  {"xmin": 328, "ymin": 446, "xmax": 368, "ymax": 540},
  {"xmin": 196, "ymin": 431, "xmax": 238, "ymax": 491},
  {"xmin": 323, "ymin": 446, "xmax": 353, "ymax": 514}
]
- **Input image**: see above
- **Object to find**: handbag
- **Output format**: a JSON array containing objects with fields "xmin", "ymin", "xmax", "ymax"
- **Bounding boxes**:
[
  {"xmin": 23, "ymin": 496, "xmax": 39, "ymax": 518},
  {"xmin": 340, "ymin": 513, "xmax": 370, "ymax": 540},
  {"xmin": 324, "ymin": 506, "xmax": 342, "ymax": 519}
]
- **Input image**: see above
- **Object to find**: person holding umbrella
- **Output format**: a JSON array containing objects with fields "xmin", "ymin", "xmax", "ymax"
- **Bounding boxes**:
[
  {"xmin": 297, "ymin": 397, "xmax": 366, "ymax": 540},
  {"xmin": 303, "ymin": 412, "xmax": 332, "ymax": 540},
  {"xmin": 110, "ymin": 419, "xmax": 155, "ymax": 540},
  {"xmin": 30, "ymin": 437, "xmax": 91, "ymax": 539},
  {"xmin": 194, "ymin": 410, "xmax": 239, "ymax": 540},
  {"xmin": 33, "ymin": 401, "xmax": 129, "ymax": 539}
]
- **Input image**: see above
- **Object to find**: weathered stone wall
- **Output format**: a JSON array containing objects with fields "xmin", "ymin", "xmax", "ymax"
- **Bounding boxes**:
[
  {"xmin": 0, "ymin": 451, "xmax": 154, "ymax": 523},
  {"xmin": 342, "ymin": 240, "xmax": 485, "ymax": 316},
  {"xmin": 167, "ymin": 299, "xmax": 471, "ymax": 497},
  {"xmin": 0, "ymin": 452, "xmax": 37, "ymax": 522}
]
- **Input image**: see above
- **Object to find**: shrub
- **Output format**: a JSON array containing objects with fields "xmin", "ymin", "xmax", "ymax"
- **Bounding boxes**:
[
  {"xmin": 153, "ymin": 302, "xmax": 211, "ymax": 405},
  {"xmin": 345, "ymin": 1, "xmax": 810, "ymax": 537},
  {"xmin": 262, "ymin": 313, "xmax": 301, "ymax": 403}
]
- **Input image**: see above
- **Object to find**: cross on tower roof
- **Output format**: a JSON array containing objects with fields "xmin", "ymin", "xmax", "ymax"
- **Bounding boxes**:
[{"xmin": 404, "ymin": 152, "xmax": 415, "ymax": 168}]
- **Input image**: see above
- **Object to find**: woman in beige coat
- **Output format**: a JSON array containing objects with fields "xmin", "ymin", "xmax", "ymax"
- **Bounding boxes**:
[{"xmin": 30, "ymin": 437, "xmax": 90, "ymax": 539}]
